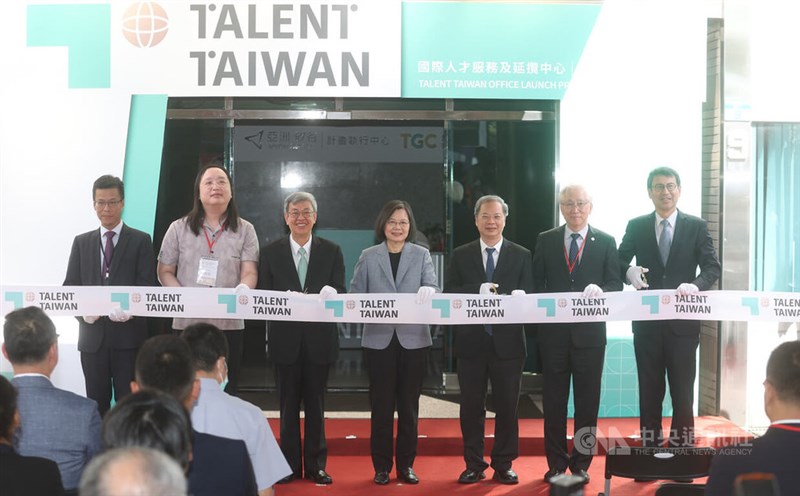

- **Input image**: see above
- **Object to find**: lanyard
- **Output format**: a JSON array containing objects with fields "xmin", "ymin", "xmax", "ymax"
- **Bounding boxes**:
[
  {"xmin": 770, "ymin": 423, "xmax": 800, "ymax": 433},
  {"xmin": 563, "ymin": 235, "xmax": 587, "ymax": 273},
  {"xmin": 203, "ymin": 224, "xmax": 226, "ymax": 255}
]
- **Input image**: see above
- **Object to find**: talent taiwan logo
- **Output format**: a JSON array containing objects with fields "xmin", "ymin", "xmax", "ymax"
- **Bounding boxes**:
[{"xmin": 122, "ymin": 2, "xmax": 169, "ymax": 48}]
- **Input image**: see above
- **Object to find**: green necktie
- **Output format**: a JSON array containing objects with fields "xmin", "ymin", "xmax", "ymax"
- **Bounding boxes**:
[{"xmin": 297, "ymin": 247, "xmax": 308, "ymax": 288}]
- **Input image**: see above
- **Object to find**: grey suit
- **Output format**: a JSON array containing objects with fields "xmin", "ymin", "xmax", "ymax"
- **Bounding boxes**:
[
  {"xmin": 13, "ymin": 375, "xmax": 102, "ymax": 491},
  {"xmin": 349, "ymin": 241, "xmax": 439, "ymax": 473}
]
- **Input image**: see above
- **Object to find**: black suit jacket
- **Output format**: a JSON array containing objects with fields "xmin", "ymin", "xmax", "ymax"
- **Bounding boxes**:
[
  {"xmin": 445, "ymin": 238, "xmax": 534, "ymax": 360},
  {"xmin": 258, "ymin": 236, "xmax": 346, "ymax": 364},
  {"xmin": 0, "ymin": 444, "xmax": 65, "ymax": 496},
  {"xmin": 63, "ymin": 224, "xmax": 156, "ymax": 352},
  {"xmin": 189, "ymin": 430, "xmax": 258, "ymax": 496},
  {"xmin": 618, "ymin": 210, "xmax": 720, "ymax": 334},
  {"xmin": 533, "ymin": 225, "xmax": 623, "ymax": 347}
]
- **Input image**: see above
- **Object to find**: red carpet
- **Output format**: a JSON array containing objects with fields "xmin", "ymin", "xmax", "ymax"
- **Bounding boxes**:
[{"xmin": 268, "ymin": 416, "xmax": 747, "ymax": 495}]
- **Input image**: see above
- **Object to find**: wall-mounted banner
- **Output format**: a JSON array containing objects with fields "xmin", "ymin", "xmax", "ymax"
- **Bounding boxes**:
[
  {"xmin": 402, "ymin": 2, "xmax": 600, "ymax": 99},
  {"xmin": 234, "ymin": 125, "xmax": 444, "ymax": 163},
  {"xmin": 27, "ymin": 0, "xmax": 400, "ymax": 96},
  {"xmin": 3, "ymin": 286, "xmax": 798, "ymax": 325}
]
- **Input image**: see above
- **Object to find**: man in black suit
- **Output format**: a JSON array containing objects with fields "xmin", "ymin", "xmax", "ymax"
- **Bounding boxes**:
[
  {"xmin": 533, "ymin": 185, "xmax": 622, "ymax": 484},
  {"xmin": 445, "ymin": 194, "xmax": 534, "ymax": 485},
  {"xmin": 706, "ymin": 341, "xmax": 800, "ymax": 496},
  {"xmin": 64, "ymin": 175, "xmax": 156, "ymax": 416},
  {"xmin": 258, "ymin": 192, "xmax": 345, "ymax": 485},
  {"xmin": 618, "ymin": 167, "xmax": 720, "ymax": 447}
]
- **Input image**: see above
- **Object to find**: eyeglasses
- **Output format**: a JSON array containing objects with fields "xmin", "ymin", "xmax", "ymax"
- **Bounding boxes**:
[
  {"xmin": 560, "ymin": 201, "xmax": 591, "ymax": 210},
  {"xmin": 387, "ymin": 220, "xmax": 410, "ymax": 228},
  {"xmin": 478, "ymin": 214, "xmax": 505, "ymax": 222},
  {"xmin": 651, "ymin": 183, "xmax": 678, "ymax": 193},
  {"xmin": 94, "ymin": 200, "xmax": 122, "ymax": 209},
  {"xmin": 288, "ymin": 210, "xmax": 315, "ymax": 219}
]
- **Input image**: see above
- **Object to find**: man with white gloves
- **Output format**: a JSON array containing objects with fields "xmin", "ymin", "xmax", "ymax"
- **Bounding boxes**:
[
  {"xmin": 257, "ymin": 191, "xmax": 345, "ymax": 485},
  {"xmin": 618, "ymin": 167, "xmax": 720, "ymax": 448},
  {"xmin": 533, "ymin": 185, "xmax": 622, "ymax": 485},
  {"xmin": 64, "ymin": 174, "xmax": 156, "ymax": 416}
]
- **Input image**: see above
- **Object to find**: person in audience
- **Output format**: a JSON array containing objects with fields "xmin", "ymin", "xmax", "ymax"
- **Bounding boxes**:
[
  {"xmin": 2, "ymin": 306, "xmax": 101, "ymax": 493},
  {"xmin": 132, "ymin": 334, "xmax": 259, "ymax": 496},
  {"xmin": 349, "ymin": 200, "xmax": 439, "ymax": 486},
  {"xmin": 706, "ymin": 341, "xmax": 800, "ymax": 496},
  {"xmin": 0, "ymin": 374, "xmax": 65, "ymax": 496},
  {"xmin": 80, "ymin": 447, "xmax": 187, "ymax": 496},
  {"xmin": 181, "ymin": 323, "xmax": 291, "ymax": 494},
  {"xmin": 157, "ymin": 159, "xmax": 259, "ymax": 394},
  {"xmin": 101, "ymin": 390, "xmax": 192, "ymax": 472}
]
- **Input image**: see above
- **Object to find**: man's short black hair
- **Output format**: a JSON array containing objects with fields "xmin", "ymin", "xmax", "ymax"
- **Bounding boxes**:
[
  {"xmin": 102, "ymin": 390, "xmax": 192, "ymax": 471},
  {"xmin": 647, "ymin": 167, "xmax": 681, "ymax": 189},
  {"xmin": 180, "ymin": 323, "xmax": 229, "ymax": 373},
  {"xmin": 3, "ymin": 306, "xmax": 57, "ymax": 364},
  {"xmin": 0, "ymin": 375, "xmax": 18, "ymax": 439},
  {"xmin": 93, "ymin": 175, "xmax": 125, "ymax": 200},
  {"xmin": 766, "ymin": 341, "xmax": 800, "ymax": 405},
  {"xmin": 134, "ymin": 336, "xmax": 195, "ymax": 403}
]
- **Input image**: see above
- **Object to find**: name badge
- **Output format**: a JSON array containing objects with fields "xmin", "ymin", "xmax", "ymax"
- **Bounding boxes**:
[{"xmin": 197, "ymin": 256, "xmax": 219, "ymax": 286}]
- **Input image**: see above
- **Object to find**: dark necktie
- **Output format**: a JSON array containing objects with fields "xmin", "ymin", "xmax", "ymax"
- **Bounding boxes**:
[
  {"xmin": 103, "ymin": 231, "xmax": 115, "ymax": 278},
  {"xmin": 658, "ymin": 219, "xmax": 672, "ymax": 265},
  {"xmin": 568, "ymin": 233, "xmax": 581, "ymax": 272},
  {"xmin": 484, "ymin": 247, "xmax": 495, "ymax": 336}
]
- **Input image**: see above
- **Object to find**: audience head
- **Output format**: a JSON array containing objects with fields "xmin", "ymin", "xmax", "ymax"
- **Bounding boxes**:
[
  {"xmin": 0, "ymin": 375, "xmax": 20, "ymax": 442},
  {"xmin": 764, "ymin": 341, "xmax": 800, "ymax": 420},
  {"xmin": 180, "ymin": 323, "xmax": 229, "ymax": 380},
  {"xmin": 2, "ymin": 306, "xmax": 58, "ymax": 373},
  {"xmin": 134, "ymin": 335, "xmax": 196, "ymax": 406},
  {"xmin": 102, "ymin": 390, "xmax": 192, "ymax": 472},
  {"xmin": 80, "ymin": 447, "xmax": 187, "ymax": 496}
]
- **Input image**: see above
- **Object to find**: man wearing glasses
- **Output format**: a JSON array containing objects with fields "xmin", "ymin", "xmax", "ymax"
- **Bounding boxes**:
[
  {"xmin": 618, "ymin": 167, "xmax": 720, "ymax": 448},
  {"xmin": 64, "ymin": 175, "xmax": 156, "ymax": 416},
  {"xmin": 257, "ymin": 192, "xmax": 345, "ymax": 485}
]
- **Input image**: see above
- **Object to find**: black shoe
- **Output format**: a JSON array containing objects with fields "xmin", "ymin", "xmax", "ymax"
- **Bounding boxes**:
[
  {"xmin": 543, "ymin": 468, "xmax": 566, "ymax": 482},
  {"xmin": 571, "ymin": 469, "xmax": 590, "ymax": 484},
  {"xmin": 305, "ymin": 469, "xmax": 333, "ymax": 485},
  {"xmin": 276, "ymin": 473, "xmax": 298, "ymax": 484},
  {"xmin": 457, "ymin": 469, "xmax": 486, "ymax": 484},
  {"xmin": 398, "ymin": 468, "xmax": 419, "ymax": 484},
  {"xmin": 493, "ymin": 469, "xmax": 519, "ymax": 485},
  {"xmin": 374, "ymin": 471, "xmax": 390, "ymax": 485}
]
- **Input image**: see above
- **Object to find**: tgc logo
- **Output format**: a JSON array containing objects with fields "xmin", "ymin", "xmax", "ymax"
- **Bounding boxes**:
[{"xmin": 400, "ymin": 133, "xmax": 439, "ymax": 149}]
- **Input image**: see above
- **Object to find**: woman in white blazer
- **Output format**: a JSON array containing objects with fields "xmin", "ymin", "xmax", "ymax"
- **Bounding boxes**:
[{"xmin": 350, "ymin": 200, "xmax": 439, "ymax": 486}]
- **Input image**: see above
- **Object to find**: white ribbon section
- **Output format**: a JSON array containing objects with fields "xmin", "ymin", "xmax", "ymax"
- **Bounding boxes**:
[{"xmin": 3, "ymin": 286, "xmax": 799, "ymax": 324}]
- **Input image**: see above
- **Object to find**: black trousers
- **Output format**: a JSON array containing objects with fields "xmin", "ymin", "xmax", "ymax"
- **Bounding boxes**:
[
  {"xmin": 457, "ymin": 334, "xmax": 525, "ymax": 472},
  {"xmin": 633, "ymin": 324, "xmax": 699, "ymax": 447},
  {"xmin": 274, "ymin": 344, "xmax": 331, "ymax": 476},
  {"xmin": 539, "ymin": 338, "xmax": 604, "ymax": 472},
  {"xmin": 81, "ymin": 344, "xmax": 137, "ymax": 417},
  {"xmin": 363, "ymin": 333, "xmax": 428, "ymax": 473}
]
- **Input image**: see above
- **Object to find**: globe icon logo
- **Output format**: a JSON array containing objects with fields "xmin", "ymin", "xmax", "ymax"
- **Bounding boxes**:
[{"xmin": 122, "ymin": 2, "xmax": 168, "ymax": 48}]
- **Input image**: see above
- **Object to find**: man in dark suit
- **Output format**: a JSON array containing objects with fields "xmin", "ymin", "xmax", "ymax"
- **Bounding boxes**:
[
  {"xmin": 533, "ymin": 185, "xmax": 622, "ymax": 484},
  {"xmin": 132, "ymin": 335, "xmax": 259, "ymax": 496},
  {"xmin": 618, "ymin": 167, "xmax": 720, "ymax": 447},
  {"xmin": 2, "ymin": 306, "xmax": 101, "ymax": 493},
  {"xmin": 63, "ymin": 174, "xmax": 156, "ymax": 416},
  {"xmin": 445, "ymin": 194, "xmax": 534, "ymax": 485},
  {"xmin": 706, "ymin": 341, "xmax": 800, "ymax": 496},
  {"xmin": 258, "ymin": 191, "xmax": 345, "ymax": 485}
]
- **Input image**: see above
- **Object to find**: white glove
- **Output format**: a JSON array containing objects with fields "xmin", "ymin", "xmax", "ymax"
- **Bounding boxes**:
[
  {"xmin": 582, "ymin": 284, "xmax": 603, "ymax": 298},
  {"xmin": 626, "ymin": 266, "xmax": 650, "ymax": 289},
  {"xmin": 510, "ymin": 290, "xmax": 526, "ymax": 297},
  {"xmin": 234, "ymin": 283, "xmax": 250, "ymax": 293},
  {"xmin": 479, "ymin": 282, "xmax": 498, "ymax": 295},
  {"xmin": 319, "ymin": 285, "xmax": 338, "ymax": 301},
  {"xmin": 415, "ymin": 286, "xmax": 436, "ymax": 305},
  {"xmin": 676, "ymin": 283, "xmax": 699, "ymax": 295},
  {"xmin": 108, "ymin": 308, "xmax": 131, "ymax": 323},
  {"xmin": 82, "ymin": 316, "xmax": 100, "ymax": 324}
]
